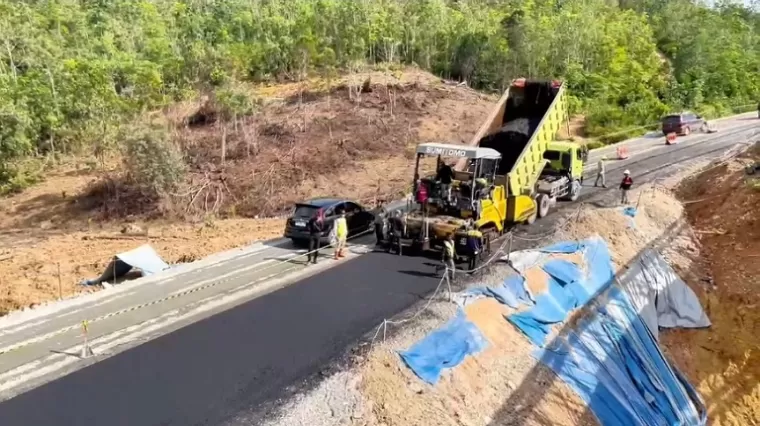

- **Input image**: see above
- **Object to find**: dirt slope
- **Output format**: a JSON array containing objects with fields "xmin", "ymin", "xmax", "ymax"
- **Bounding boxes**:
[
  {"xmin": 661, "ymin": 143, "xmax": 760, "ymax": 426},
  {"xmin": 356, "ymin": 186, "xmax": 687, "ymax": 426},
  {"xmin": 0, "ymin": 68, "xmax": 497, "ymax": 316}
]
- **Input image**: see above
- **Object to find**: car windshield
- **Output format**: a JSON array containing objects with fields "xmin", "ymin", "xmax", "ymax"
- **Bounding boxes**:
[
  {"xmin": 663, "ymin": 115, "xmax": 682, "ymax": 124},
  {"xmin": 293, "ymin": 204, "xmax": 319, "ymax": 218}
]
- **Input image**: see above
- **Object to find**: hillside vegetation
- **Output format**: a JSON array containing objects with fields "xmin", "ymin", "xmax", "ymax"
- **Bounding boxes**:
[{"xmin": 0, "ymin": 0, "xmax": 758, "ymax": 195}]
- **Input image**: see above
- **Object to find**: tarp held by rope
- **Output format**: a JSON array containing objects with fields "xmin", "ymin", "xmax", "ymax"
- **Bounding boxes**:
[{"xmin": 80, "ymin": 244, "xmax": 169, "ymax": 286}]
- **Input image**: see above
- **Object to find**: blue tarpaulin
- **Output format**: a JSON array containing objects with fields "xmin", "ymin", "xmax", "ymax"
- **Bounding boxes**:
[
  {"xmin": 534, "ymin": 287, "xmax": 707, "ymax": 426},
  {"xmin": 506, "ymin": 237, "xmax": 615, "ymax": 346},
  {"xmin": 399, "ymin": 309, "xmax": 487, "ymax": 385},
  {"xmin": 494, "ymin": 275, "xmax": 533, "ymax": 308},
  {"xmin": 455, "ymin": 276, "xmax": 533, "ymax": 309},
  {"xmin": 539, "ymin": 241, "xmax": 585, "ymax": 254}
]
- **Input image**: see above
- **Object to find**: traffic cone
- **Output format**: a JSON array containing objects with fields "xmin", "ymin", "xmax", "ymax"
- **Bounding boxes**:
[
  {"xmin": 616, "ymin": 146, "xmax": 629, "ymax": 160},
  {"xmin": 666, "ymin": 132, "xmax": 677, "ymax": 145}
]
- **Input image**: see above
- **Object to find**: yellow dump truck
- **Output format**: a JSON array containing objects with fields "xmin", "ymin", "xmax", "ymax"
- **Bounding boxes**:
[{"xmin": 458, "ymin": 78, "xmax": 585, "ymax": 224}]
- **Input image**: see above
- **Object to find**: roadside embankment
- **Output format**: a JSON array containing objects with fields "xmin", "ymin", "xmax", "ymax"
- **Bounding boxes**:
[{"xmin": 661, "ymin": 141, "xmax": 760, "ymax": 426}]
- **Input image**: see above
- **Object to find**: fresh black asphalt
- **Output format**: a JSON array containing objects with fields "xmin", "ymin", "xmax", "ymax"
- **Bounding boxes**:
[
  {"xmin": 0, "ymin": 252, "xmax": 441, "ymax": 426},
  {"xmin": 0, "ymin": 121, "xmax": 756, "ymax": 426}
]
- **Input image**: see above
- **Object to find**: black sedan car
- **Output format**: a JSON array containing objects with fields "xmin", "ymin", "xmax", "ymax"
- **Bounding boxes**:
[{"xmin": 283, "ymin": 197, "xmax": 376, "ymax": 245}]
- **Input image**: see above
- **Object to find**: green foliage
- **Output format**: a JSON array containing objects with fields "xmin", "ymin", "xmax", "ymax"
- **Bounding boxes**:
[
  {"xmin": 214, "ymin": 83, "xmax": 257, "ymax": 121},
  {"xmin": 121, "ymin": 124, "xmax": 186, "ymax": 195},
  {"xmin": 0, "ymin": 0, "xmax": 758, "ymax": 188},
  {"xmin": 585, "ymin": 141, "xmax": 606, "ymax": 151}
]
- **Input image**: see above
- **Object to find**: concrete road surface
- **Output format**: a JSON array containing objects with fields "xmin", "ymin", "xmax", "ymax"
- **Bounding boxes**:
[{"xmin": 0, "ymin": 112, "xmax": 756, "ymax": 425}]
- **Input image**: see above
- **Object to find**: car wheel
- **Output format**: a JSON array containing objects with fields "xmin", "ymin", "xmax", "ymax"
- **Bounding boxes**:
[{"xmin": 683, "ymin": 126, "xmax": 691, "ymax": 136}]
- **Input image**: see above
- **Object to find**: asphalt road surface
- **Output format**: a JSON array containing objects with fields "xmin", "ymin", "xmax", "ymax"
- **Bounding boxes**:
[{"xmin": 0, "ymin": 113, "xmax": 757, "ymax": 426}]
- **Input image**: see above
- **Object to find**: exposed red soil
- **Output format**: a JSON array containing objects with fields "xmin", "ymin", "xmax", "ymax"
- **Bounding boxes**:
[{"xmin": 661, "ymin": 142, "xmax": 760, "ymax": 426}]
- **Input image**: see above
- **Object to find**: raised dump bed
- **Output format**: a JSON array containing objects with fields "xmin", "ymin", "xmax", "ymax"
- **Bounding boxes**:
[{"xmin": 457, "ymin": 79, "xmax": 584, "ymax": 223}]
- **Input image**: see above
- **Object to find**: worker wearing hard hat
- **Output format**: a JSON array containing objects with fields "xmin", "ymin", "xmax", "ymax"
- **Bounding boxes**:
[
  {"xmin": 463, "ymin": 223, "xmax": 484, "ymax": 272},
  {"xmin": 595, "ymin": 156, "xmax": 608, "ymax": 188},
  {"xmin": 620, "ymin": 170, "xmax": 633, "ymax": 204}
]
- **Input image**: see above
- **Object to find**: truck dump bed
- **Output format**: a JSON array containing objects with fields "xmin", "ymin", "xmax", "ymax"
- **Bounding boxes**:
[{"xmin": 464, "ymin": 79, "xmax": 567, "ymax": 197}]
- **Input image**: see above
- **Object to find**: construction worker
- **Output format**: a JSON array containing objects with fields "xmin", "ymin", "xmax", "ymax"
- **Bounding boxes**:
[
  {"xmin": 415, "ymin": 179, "xmax": 429, "ymax": 211},
  {"xmin": 437, "ymin": 163, "xmax": 454, "ymax": 203},
  {"xmin": 334, "ymin": 208, "xmax": 348, "ymax": 259},
  {"xmin": 386, "ymin": 210, "xmax": 404, "ymax": 254},
  {"xmin": 442, "ymin": 233, "xmax": 456, "ymax": 279},
  {"xmin": 464, "ymin": 223, "xmax": 484, "ymax": 272},
  {"xmin": 374, "ymin": 200, "xmax": 387, "ymax": 246},
  {"xmin": 620, "ymin": 170, "xmax": 633, "ymax": 204},
  {"xmin": 306, "ymin": 209, "xmax": 325, "ymax": 264},
  {"xmin": 595, "ymin": 156, "xmax": 608, "ymax": 188}
]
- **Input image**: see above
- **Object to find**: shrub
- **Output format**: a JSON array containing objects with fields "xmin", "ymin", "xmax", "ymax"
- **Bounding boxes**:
[
  {"xmin": 121, "ymin": 124, "xmax": 186, "ymax": 195},
  {"xmin": 585, "ymin": 140, "xmax": 605, "ymax": 151}
]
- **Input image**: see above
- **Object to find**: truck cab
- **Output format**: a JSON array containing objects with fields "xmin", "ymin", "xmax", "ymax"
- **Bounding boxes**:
[{"xmin": 543, "ymin": 141, "xmax": 585, "ymax": 183}]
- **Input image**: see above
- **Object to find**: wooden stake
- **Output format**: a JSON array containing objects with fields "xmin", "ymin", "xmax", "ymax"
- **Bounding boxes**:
[{"xmin": 57, "ymin": 262, "xmax": 62, "ymax": 300}]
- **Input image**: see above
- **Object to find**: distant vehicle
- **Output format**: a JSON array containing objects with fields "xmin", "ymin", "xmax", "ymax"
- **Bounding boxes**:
[
  {"xmin": 283, "ymin": 197, "xmax": 375, "ymax": 245},
  {"xmin": 661, "ymin": 112, "xmax": 713, "ymax": 136}
]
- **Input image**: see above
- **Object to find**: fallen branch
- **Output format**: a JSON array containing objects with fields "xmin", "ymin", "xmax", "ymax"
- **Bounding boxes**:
[
  {"xmin": 82, "ymin": 235, "xmax": 148, "ymax": 241},
  {"xmin": 693, "ymin": 229, "xmax": 727, "ymax": 235},
  {"xmin": 81, "ymin": 234, "xmax": 190, "ymax": 241},
  {"xmin": 186, "ymin": 181, "xmax": 210, "ymax": 212}
]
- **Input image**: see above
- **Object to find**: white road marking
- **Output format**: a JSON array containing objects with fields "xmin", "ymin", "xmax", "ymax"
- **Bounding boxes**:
[{"xmin": 0, "ymin": 264, "xmax": 319, "ymax": 396}]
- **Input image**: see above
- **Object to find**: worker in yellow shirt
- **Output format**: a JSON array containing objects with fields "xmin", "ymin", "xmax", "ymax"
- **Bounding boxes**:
[
  {"xmin": 442, "ymin": 233, "xmax": 456, "ymax": 278},
  {"xmin": 334, "ymin": 208, "xmax": 348, "ymax": 259}
]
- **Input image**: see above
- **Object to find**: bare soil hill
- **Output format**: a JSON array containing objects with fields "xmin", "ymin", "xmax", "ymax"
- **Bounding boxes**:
[
  {"xmin": 0, "ymin": 68, "xmax": 498, "ymax": 316},
  {"xmin": 661, "ymin": 142, "xmax": 760, "ymax": 426}
]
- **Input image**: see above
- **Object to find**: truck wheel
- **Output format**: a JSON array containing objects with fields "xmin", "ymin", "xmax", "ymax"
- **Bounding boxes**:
[
  {"xmin": 537, "ymin": 194, "xmax": 550, "ymax": 218},
  {"xmin": 569, "ymin": 180, "xmax": 581, "ymax": 202},
  {"xmin": 526, "ymin": 208, "xmax": 538, "ymax": 225}
]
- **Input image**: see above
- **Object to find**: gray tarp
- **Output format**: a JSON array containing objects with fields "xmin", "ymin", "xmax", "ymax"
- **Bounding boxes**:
[
  {"xmin": 617, "ymin": 249, "xmax": 711, "ymax": 340},
  {"xmin": 80, "ymin": 244, "xmax": 169, "ymax": 286}
]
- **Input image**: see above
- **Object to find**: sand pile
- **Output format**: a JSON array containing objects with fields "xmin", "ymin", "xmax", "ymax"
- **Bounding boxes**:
[
  {"xmin": 560, "ymin": 186, "xmax": 687, "ymax": 268},
  {"xmin": 359, "ymin": 298, "xmax": 595, "ymax": 426}
]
